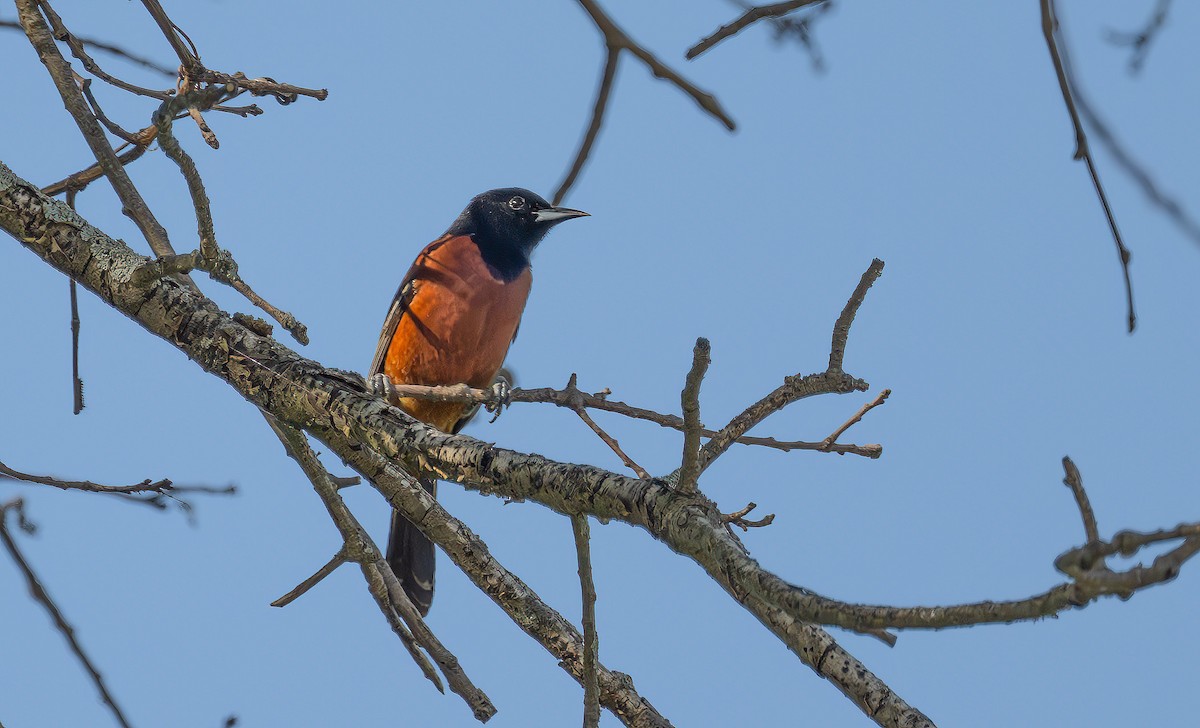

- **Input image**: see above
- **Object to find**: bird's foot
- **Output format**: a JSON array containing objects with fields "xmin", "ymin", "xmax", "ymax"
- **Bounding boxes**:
[
  {"xmin": 485, "ymin": 372, "xmax": 513, "ymax": 422},
  {"xmin": 369, "ymin": 372, "xmax": 401, "ymax": 406}
]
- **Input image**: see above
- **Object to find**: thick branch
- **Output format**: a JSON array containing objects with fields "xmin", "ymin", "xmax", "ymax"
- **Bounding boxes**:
[{"xmin": 1, "ymin": 162, "xmax": 927, "ymax": 727}]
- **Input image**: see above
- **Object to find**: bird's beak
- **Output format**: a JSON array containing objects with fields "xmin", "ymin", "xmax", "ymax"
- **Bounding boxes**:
[{"xmin": 534, "ymin": 206, "xmax": 590, "ymax": 224}]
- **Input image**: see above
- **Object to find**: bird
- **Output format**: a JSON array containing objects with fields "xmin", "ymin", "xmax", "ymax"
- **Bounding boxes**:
[{"xmin": 368, "ymin": 188, "xmax": 588, "ymax": 616}]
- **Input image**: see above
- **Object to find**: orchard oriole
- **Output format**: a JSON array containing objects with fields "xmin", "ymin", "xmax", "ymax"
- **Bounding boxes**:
[{"xmin": 369, "ymin": 188, "xmax": 587, "ymax": 615}]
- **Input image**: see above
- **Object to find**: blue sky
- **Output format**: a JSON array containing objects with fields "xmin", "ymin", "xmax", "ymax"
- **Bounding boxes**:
[{"xmin": 3, "ymin": 1, "xmax": 1199, "ymax": 726}]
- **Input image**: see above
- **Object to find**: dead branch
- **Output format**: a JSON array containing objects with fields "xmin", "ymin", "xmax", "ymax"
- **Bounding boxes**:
[
  {"xmin": 18, "ymin": 0, "xmax": 178, "ymax": 260},
  {"xmin": 687, "ymin": 0, "xmax": 826, "ymax": 60},
  {"xmin": 1061, "ymin": 456, "xmax": 1099, "ymax": 544},
  {"xmin": 0, "ymin": 498, "xmax": 134, "ymax": 728},
  {"xmin": 267, "ymin": 419, "xmax": 494, "ymax": 722},
  {"xmin": 552, "ymin": 0, "xmax": 735, "ymax": 203},
  {"xmin": 0, "ymin": 459, "xmax": 173, "ymax": 495},
  {"xmin": 2, "ymin": 163, "xmax": 933, "ymax": 727},
  {"xmin": 677, "ymin": 338, "xmax": 710, "ymax": 493},
  {"xmin": 820, "ymin": 388, "xmax": 889, "ymax": 451},
  {"xmin": 1107, "ymin": 0, "xmax": 1172, "ymax": 73},
  {"xmin": 315, "ymin": 427, "xmax": 671, "ymax": 727},
  {"xmin": 553, "ymin": 47, "xmax": 619, "ymax": 205},
  {"xmin": 372, "ymin": 381, "xmax": 881, "ymax": 458},
  {"xmin": 572, "ymin": 514, "xmax": 601, "ymax": 728},
  {"xmin": 1040, "ymin": 0, "xmax": 1136, "ymax": 332},
  {"xmin": 722, "ymin": 502, "xmax": 775, "ymax": 531},
  {"xmin": 128, "ymin": 89, "xmax": 309, "ymax": 344}
]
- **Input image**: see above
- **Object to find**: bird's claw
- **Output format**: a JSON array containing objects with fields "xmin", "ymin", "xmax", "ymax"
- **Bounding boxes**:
[
  {"xmin": 485, "ymin": 373, "xmax": 512, "ymax": 421},
  {"xmin": 369, "ymin": 372, "xmax": 401, "ymax": 406}
]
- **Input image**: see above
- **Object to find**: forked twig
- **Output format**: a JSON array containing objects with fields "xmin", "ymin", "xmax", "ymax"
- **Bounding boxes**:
[
  {"xmin": 553, "ymin": 0, "xmax": 734, "ymax": 203},
  {"xmin": 820, "ymin": 389, "xmax": 889, "ymax": 451}
]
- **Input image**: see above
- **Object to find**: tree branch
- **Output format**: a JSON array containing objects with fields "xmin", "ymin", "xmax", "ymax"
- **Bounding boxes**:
[
  {"xmin": 0, "ymin": 459, "xmax": 173, "ymax": 495},
  {"xmin": 0, "ymin": 498, "xmax": 134, "ymax": 728},
  {"xmin": 676, "ymin": 337, "xmax": 710, "ymax": 493},
  {"xmin": 575, "ymin": 0, "xmax": 733, "ymax": 131},
  {"xmin": 572, "ymin": 514, "xmax": 601, "ymax": 728},
  {"xmin": 1040, "ymin": 0, "xmax": 1136, "ymax": 332},
  {"xmin": 312, "ymin": 426, "xmax": 672, "ymax": 727},
  {"xmin": 17, "ymin": 0, "xmax": 178, "ymax": 260},
  {"xmin": 553, "ymin": 47, "xmax": 619, "ymax": 206},
  {"xmin": 0, "ymin": 167, "xmax": 926, "ymax": 726},
  {"xmin": 686, "ymin": 0, "xmax": 826, "ymax": 60},
  {"xmin": 266, "ymin": 419, "xmax": 495, "ymax": 722},
  {"xmin": 1106, "ymin": 0, "xmax": 1171, "ymax": 73},
  {"xmin": 369, "ymin": 380, "xmax": 882, "ymax": 458},
  {"xmin": 820, "ymin": 388, "xmax": 889, "ymax": 451}
]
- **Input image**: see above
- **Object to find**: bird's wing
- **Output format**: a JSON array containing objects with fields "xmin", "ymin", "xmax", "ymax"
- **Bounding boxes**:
[{"xmin": 368, "ymin": 235, "xmax": 454, "ymax": 376}]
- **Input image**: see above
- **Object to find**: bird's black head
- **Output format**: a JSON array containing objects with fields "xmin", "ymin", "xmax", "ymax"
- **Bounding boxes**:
[{"xmin": 446, "ymin": 187, "xmax": 588, "ymax": 280}]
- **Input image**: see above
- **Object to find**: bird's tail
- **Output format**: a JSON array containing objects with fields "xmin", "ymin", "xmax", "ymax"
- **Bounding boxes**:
[{"xmin": 386, "ymin": 478, "xmax": 437, "ymax": 616}]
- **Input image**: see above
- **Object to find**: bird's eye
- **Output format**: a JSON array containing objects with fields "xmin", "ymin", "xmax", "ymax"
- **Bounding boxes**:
[{"xmin": 507, "ymin": 195, "xmax": 526, "ymax": 211}]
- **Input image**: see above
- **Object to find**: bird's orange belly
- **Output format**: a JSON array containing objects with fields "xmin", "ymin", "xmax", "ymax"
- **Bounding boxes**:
[{"xmin": 383, "ymin": 262, "xmax": 531, "ymax": 432}]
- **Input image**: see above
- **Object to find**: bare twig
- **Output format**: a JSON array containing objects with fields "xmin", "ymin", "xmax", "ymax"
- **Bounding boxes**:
[
  {"xmin": 69, "ymin": 277, "xmax": 83, "ymax": 413},
  {"xmin": 0, "ymin": 16, "xmax": 174, "ymax": 76},
  {"xmin": 1071, "ymin": 84, "xmax": 1200, "ymax": 248},
  {"xmin": 77, "ymin": 74, "xmax": 142, "ymax": 143},
  {"xmin": 64, "ymin": 188, "xmax": 84, "ymax": 414},
  {"xmin": 829, "ymin": 258, "xmax": 884, "ymax": 372},
  {"xmin": 18, "ymin": 0, "xmax": 179, "ymax": 261},
  {"xmin": 314, "ymin": 429, "xmax": 671, "ymax": 727},
  {"xmin": 138, "ymin": 0, "xmax": 200, "ymax": 73},
  {"xmin": 553, "ymin": 48, "xmax": 619, "ymax": 205},
  {"xmin": 722, "ymin": 502, "xmax": 775, "ymax": 531},
  {"xmin": 554, "ymin": 0, "xmax": 734, "ymax": 203},
  {"xmin": 577, "ymin": 0, "xmax": 733, "ymax": 129},
  {"xmin": 196, "ymin": 69, "xmax": 328, "ymax": 104},
  {"xmin": 1041, "ymin": 0, "xmax": 1136, "ymax": 332},
  {"xmin": 377, "ymin": 381, "xmax": 881, "ymax": 458},
  {"xmin": 571, "ymin": 514, "xmax": 601, "ymax": 728},
  {"xmin": 1107, "ymin": 0, "xmax": 1171, "ymax": 73},
  {"xmin": 575, "ymin": 408, "xmax": 651, "ymax": 480},
  {"xmin": 687, "ymin": 0, "xmax": 826, "ymax": 59},
  {"xmin": 0, "ymin": 498, "xmax": 134, "ymax": 728},
  {"xmin": 695, "ymin": 260, "xmax": 883, "ymax": 473},
  {"xmin": 151, "ymin": 87, "xmax": 228, "ymax": 259},
  {"xmin": 270, "ymin": 549, "xmax": 349, "ymax": 607},
  {"xmin": 756, "ymin": 0, "xmax": 833, "ymax": 71},
  {"xmin": 820, "ymin": 389, "xmax": 889, "ymax": 451},
  {"xmin": 0, "ymin": 459, "xmax": 172, "ymax": 495},
  {"xmin": 677, "ymin": 337, "xmax": 711, "ymax": 494},
  {"xmin": 36, "ymin": 1, "xmax": 173, "ymax": 99},
  {"xmin": 42, "ymin": 136, "xmax": 152, "ymax": 197},
  {"xmin": 132, "ymin": 89, "xmax": 309, "ymax": 344},
  {"xmin": 267, "ymin": 420, "xmax": 494, "ymax": 721},
  {"xmin": 1061, "ymin": 456, "xmax": 1099, "ymax": 544}
]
